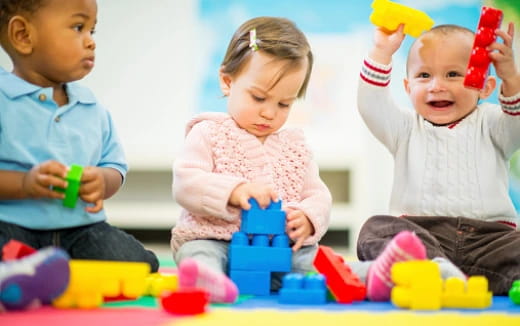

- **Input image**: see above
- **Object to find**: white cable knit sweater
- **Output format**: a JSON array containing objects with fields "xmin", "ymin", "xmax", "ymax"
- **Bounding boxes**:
[
  {"xmin": 171, "ymin": 112, "xmax": 332, "ymax": 250},
  {"xmin": 358, "ymin": 57, "xmax": 520, "ymax": 225}
]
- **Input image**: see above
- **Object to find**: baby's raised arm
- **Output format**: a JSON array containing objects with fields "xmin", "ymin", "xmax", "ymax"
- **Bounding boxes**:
[
  {"xmin": 369, "ymin": 24, "xmax": 406, "ymax": 64},
  {"xmin": 490, "ymin": 22, "xmax": 520, "ymax": 97}
]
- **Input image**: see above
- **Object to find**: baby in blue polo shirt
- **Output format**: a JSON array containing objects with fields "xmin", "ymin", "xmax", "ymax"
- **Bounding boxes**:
[{"xmin": 0, "ymin": 0, "xmax": 158, "ymax": 277}]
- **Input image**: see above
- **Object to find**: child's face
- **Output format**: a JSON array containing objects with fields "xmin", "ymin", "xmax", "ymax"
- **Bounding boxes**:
[
  {"xmin": 220, "ymin": 51, "xmax": 308, "ymax": 142},
  {"xmin": 404, "ymin": 32, "xmax": 480, "ymax": 125},
  {"xmin": 18, "ymin": 0, "xmax": 97, "ymax": 85}
]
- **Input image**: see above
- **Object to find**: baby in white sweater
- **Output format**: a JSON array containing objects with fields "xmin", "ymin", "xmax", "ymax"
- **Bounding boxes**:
[{"xmin": 355, "ymin": 22, "xmax": 520, "ymax": 299}]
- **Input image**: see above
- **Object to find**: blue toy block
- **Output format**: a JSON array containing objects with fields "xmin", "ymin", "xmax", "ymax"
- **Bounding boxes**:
[
  {"xmin": 279, "ymin": 273, "xmax": 327, "ymax": 304},
  {"xmin": 229, "ymin": 269, "xmax": 271, "ymax": 296},
  {"xmin": 241, "ymin": 198, "xmax": 286, "ymax": 235},
  {"xmin": 228, "ymin": 232, "xmax": 292, "ymax": 272}
]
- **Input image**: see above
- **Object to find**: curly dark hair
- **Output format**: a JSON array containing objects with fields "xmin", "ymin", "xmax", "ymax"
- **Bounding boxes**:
[{"xmin": 0, "ymin": 0, "xmax": 45, "ymax": 32}]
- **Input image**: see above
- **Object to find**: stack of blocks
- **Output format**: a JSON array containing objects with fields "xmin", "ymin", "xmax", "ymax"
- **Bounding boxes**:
[
  {"xmin": 464, "ymin": 6, "xmax": 503, "ymax": 89},
  {"xmin": 228, "ymin": 199, "xmax": 292, "ymax": 295}
]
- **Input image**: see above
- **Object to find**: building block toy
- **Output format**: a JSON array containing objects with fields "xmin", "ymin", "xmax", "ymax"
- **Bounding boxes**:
[
  {"xmin": 312, "ymin": 245, "xmax": 366, "ymax": 303},
  {"xmin": 240, "ymin": 198, "xmax": 286, "ymax": 235},
  {"xmin": 509, "ymin": 280, "xmax": 520, "ymax": 305},
  {"xmin": 144, "ymin": 272, "xmax": 179, "ymax": 297},
  {"xmin": 391, "ymin": 260, "xmax": 492, "ymax": 310},
  {"xmin": 229, "ymin": 269, "xmax": 271, "ymax": 296},
  {"xmin": 160, "ymin": 288, "xmax": 209, "ymax": 315},
  {"xmin": 229, "ymin": 231, "xmax": 292, "ymax": 272},
  {"xmin": 391, "ymin": 260, "xmax": 443, "ymax": 310},
  {"xmin": 369, "ymin": 0, "xmax": 434, "ymax": 38},
  {"xmin": 464, "ymin": 6, "xmax": 503, "ymax": 89},
  {"xmin": 442, "ymin": 276, "xmax": 492, "ymax": 309},
  {"xmin": 52, "ymin": 260, "xmax": 150, "ymax": 309},
  {"xmin": 279, "ymin": 273, "xmax": 327, "ymax": 304},
  {"xmin": 2, "ymin": 239, "xmax": 36, "ymax": 261},
  {"xmin": 54, "ymin": 164, "xmax": 83, "ymax": 208}
]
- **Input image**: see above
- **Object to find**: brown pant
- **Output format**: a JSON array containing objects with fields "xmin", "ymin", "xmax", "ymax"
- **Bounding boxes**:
[{"xmin": 357, "ymin": 215, "xmax": 520, "ymax": 295}]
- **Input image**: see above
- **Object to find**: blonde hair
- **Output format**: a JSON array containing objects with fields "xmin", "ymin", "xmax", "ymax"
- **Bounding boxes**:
[{"xmin": 220, "ymin": 16, "xmax": 313, "ymax": 98}]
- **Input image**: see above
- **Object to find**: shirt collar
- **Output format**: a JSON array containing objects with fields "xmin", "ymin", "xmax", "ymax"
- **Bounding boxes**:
[{"xmin": 0, "ymin": 66, "xmax": 96, "ymax": 105}]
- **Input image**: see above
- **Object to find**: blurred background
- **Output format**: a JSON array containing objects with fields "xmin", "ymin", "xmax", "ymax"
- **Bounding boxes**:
[{"xmin": 1, "ymin": 0, "xmax": 519, "ymax": 255}]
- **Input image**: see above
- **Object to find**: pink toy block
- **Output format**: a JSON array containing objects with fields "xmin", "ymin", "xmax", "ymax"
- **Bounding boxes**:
[
  {"xmin": 2, "ymin": 239, "xmax": 37, "ymax": 261},
  {"xmin": 464, "ymin": 6, "xmax": 503, "ymax": 89},
  {"xmin": 313, "ymin": 245, "xmax": 366, "ymax": 303}
]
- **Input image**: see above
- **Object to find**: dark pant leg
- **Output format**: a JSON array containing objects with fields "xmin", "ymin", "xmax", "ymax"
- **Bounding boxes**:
[
  {"xmin": 453, "ymin": 218, "xmax": 520, "ymax": 295},
  {"xmin": 356, "ymin": 215, "xmax": 449, "ymax": 261},
  {"xmin": 0, "ymin": 221, "xmax": 42, "ymax": 260},
  {"xmin": 59, "ymin": 221, "xmax": 159, "ymax": 272}
]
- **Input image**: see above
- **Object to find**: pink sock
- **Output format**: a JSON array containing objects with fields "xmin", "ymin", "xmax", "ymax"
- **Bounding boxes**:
[
  {"xmin": 366, "ymin": 231, "xmax": 426, "ymax": 301},
  {"xmin": 178, "ymin": 258, "xmax": 238, "ymax": 303}
]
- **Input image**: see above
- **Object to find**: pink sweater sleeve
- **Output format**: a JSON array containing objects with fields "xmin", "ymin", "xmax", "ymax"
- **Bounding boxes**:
[{"xmin": 173, "ymin": 121, "xmax": 247, "ymax": 220}]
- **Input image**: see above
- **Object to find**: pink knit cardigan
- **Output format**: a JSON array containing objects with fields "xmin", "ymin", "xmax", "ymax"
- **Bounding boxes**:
[{"xmin": 170, "ymin": 112, "xmax": 331, "ymax": 250}]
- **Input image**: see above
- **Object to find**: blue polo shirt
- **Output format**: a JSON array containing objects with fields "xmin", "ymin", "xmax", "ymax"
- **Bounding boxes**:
[{"xmin": 0, "ymin": 67, "xmax": 128, "ymax": 229}]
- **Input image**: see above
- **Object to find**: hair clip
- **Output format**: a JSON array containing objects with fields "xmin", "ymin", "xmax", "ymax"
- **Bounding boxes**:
[{"xmin": 249, "ymin": 28, "xmax": 259, "ymax": 51}]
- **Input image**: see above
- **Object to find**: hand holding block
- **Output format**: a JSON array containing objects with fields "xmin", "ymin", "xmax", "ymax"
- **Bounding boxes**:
[
  {"xmin": 464, "ymin": 6, "xmax": 503, "ymax": 89},
  {"xmin": 369, "ymin": 0, "xmax": 434, "ymax": 37},
  {"xmin": 55, "ymin": 164, "xmax": 83, "ymax": 208}
]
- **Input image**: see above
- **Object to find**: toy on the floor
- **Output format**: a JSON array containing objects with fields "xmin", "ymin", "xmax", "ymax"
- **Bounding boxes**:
[
  {"xmin": 278, "ymin": 273, "xmax": 327, "ymax": 304},
  {"xmin": 160, "ymin": 288, "xmax": 209, "ymax": 315},
  {"xmin": 463, "ymin": 6, "xmax": 503, "ymax": 89},
  {"xmin": 228, "ymin": 198, "xmax": 292, "ymax": 295},
  {"xmin": 509, "ymin": 280, "xmax": 520, "ymax": 305},
  {"xmin": 313, "ymin": 245, "xmax": 366, "ymax": 303},
  {"xmin": 144, "ymin": 272, "xmax": 179, "ymax": 297},
  {"xmin": 52, "ymin": 260, "xmax": 151, "ymax": 309},
  {"xmin": 369, "ymin": 0, "xmax": 434, "ymax": 37},
  {"xmin": 54, "ymin": 164, "xmax": 83, "ymax": 208},
  {"xmin": 2, "ymin": 239, "xmax": 37, "ymax": 261},
  {"xmin": 391, "ymin": 260, "xmax": 492, "ymax": 310}
]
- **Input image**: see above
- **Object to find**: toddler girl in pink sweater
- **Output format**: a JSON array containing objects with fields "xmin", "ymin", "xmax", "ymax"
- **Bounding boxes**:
[{"xmin": 170, "ymin": 16, "xmax": 332, "ymax": 303}]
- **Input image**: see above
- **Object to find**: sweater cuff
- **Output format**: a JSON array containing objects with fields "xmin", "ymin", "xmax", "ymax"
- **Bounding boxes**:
[
  {"xmin": 499, "ymin": 91, "xmax": 520, "ymax": 115},
  {"xmin": 359, "ymin": 56, "xmax": 392, "ymax": 87}
]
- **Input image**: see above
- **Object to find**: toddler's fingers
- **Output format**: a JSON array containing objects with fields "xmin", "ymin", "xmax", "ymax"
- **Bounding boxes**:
[{"xmin": 85, "ymin": 199, "xmax": 103, "ymax": 213}]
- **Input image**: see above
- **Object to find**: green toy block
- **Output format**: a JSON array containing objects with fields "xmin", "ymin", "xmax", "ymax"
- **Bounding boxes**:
[
  {"xmin": 55, "ymin": 164, "xmax": 83, "ymax": 208},
  {"xmin": 509, "ymin": 280, "xmax": 520, "ymax": 305}
]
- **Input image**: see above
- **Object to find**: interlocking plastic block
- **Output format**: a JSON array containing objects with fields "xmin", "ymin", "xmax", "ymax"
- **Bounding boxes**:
[
  {"xmin": 160, "ymin": 288, "xmax": 209, "ymax": 315},
  {"xmin": 464, "ymin": 6, "xmax": 503, "ymax": 89},
  {"xmin": 391, "ymin": 260, "xmax": 443, "ymax": 310},
  {"xmin": 313, "ymin": 245, "xmax": 366, "ymax": 303},
  {"xmin": 144, "ymin": 272, "xmax": 179, "ymax": 297},
  {"xmin": 442, "ymin": 276, "xmax": 492, "ymax": 309},
  {"xmin": 369, "ymin": 0, "xmax": 434, "ymax": 37},
  {"xmin": 228, "ymin": 231, "xmax": 292, "ymax": 272},
  {"xmin": 2, "ymin": 239, "xmax": 36, "ymax": 261},
  {"xmin": 279, "ymin": 273, "xmax": 327, "ymax": 304},
  {"xmin": 55, "ymin": 164, "xmax": 83, "ymax": 208},
  {"xmin": 241, "ymin": 198, "xmax": 286, "ymax": 235},
  {"xmin": 509, "ymin": 280, "xmax": 520, "ymax": 305},
  {"xmin": 229, "ymin": 269, "xmax": 271, "ymax": 296},
  {"xmin": 52, "ymin": 260, "xmax": 150, "ymax": 309}
]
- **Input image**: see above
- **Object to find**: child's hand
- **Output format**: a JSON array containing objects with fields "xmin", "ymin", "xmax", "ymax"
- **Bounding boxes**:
[
  {"xmin": 489, "ymin": 22, "xmax": 520, "ymax": 96},
  {"xmin": 369, "ymin": 24, "xmax": 406, "ymax": 64},
  {"xmin": 79, "ymin": 166, "xmax": 105, "ymax": 213},
  {"xmin": 286, "ymin": 207, "xmax": 314, "ymax": 252},
  {"xmin": 22, "ymin": 160, "xmax": 68, "ymax": 199},
  {"xmin": 229, "ymin": 183, "xmax": 278, "ymax": 210}
]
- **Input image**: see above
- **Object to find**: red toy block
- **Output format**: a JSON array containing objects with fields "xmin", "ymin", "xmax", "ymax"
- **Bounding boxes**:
[
  {"xmin": 2, "ymin": 239, "xmax": 37, "ymax": 261},
  {"xmin": 160, "ymin": 288, "xmax": 209, "ymax": 315},
  {"xmin": 313, "ymin": 245, "xmax": 366, "ymax": 303},
  {"xmin": 464, "ymin": 6, "xmax": 503, "ymax": 89}
]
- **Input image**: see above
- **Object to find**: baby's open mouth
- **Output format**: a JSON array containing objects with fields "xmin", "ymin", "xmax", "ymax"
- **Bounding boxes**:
[{"xmin": 428, "ymin": 100, "xmax": 453, "ymax": 108}]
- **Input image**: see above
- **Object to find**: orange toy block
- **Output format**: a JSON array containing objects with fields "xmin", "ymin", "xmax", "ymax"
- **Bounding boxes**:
[
  {"xmin": 53, "ymin": 260, "xmax": 150, "ymax": 309},
  {"xmin": 391, "ymin": 260, "xmax": 443, "ymax": 310},
  {"xmin": 442, "ymin": 276, "xmax": 492, "ymax": 309},
  {"xmin": 369, "ymin": 0, "xmax": 434, "ymax": 37},
  {"xmin": 313, "ymin": 245, "xmax": 366, "ymax": 303}
]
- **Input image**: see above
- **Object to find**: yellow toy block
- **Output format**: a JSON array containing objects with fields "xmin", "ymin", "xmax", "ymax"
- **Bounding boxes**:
[
  {"xmin": 53, "ymin": 260, "xmax": 150, "ymax": 309},
  {"xmin": 369, "ymin": 0, "xmax": 434, "ymax": 37},
  {"xmin": 442, "ymin": 276, "xmax": 492, "ymax": 309},
  {"xmin": 391, "ymin": 260, "xmax": 443, "ymax": 310},
  {"xmin": 144, "ymin": 272, "xmax": 179, "ymax": 297}
]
